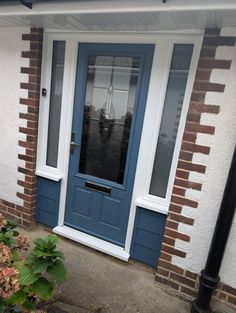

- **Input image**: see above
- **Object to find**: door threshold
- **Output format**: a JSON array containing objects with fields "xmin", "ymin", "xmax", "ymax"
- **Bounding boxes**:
[{"xmin": 53, "ymin": 225, "xmax": 130, "ymax": 262}]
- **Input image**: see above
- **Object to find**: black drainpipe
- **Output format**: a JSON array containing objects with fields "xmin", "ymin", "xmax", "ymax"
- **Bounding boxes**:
[{"xmin": 191, "ymin": 146, "xmax": 236, "ymax": 313}]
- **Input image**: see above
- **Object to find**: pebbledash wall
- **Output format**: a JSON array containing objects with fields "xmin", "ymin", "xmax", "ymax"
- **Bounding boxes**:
[
  {"xmin": 0, "ymin": 25, "xmax": 236, "ymax": 308},
  {"xmin": 0, "ymin": 27, "xmax": 29, "ymax": 206},
  {"xmin": 0, "ymin": 27, "xmax": 43, "ymax": 228},
  {"xmin": 156, "ymin": 27, "xmax": 236, "ymax": 309}
]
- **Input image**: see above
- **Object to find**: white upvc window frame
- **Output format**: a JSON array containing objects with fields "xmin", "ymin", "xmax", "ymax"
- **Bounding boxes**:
[
  {"xmin": 133, "ymin": 37, "xmax": 201, "ymax": 213},
  {"xmin": 36, "ymin": 34, "xmax": 78, "ymax": 182},
  {"xmin": 36, "ymin": 31, "xmax": 202, "ymax": 256}
]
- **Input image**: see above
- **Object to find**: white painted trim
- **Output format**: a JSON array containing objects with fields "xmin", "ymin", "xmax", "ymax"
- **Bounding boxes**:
[
  {"xmin": 44, "ymin": 32, "xmax": 203, "ymax": 41},
  {"xmin": 1, "ymin": 0, "xmax": 236, "ymax": 17},
  {"xmin": 57, "ymin": 39, "xmax": 78, "ymax": 226},
  {"xmin": 36, "ymin": 36, "xmax": 53, "ymax": 175},
  {"xmin": 53, "ymin": 225, "xmax": 130, "ymax": 261},
  {"xmin": 37, "ymin": 31, "xmax": 202, "ymax": 259},
  {"xmin": 35, "ymin": 170, "xmax": 62, "ymax": 182},
  {"xmin": 36, "ymin": 37, "xmax": 78, "ymax": 189},
  {"xmin": 45, "ymin": 30, "xmax": 203, "ymax": 36},
  {"xmin": 135, "ymin": 198, "xmax": 168, "ymax": 215}
]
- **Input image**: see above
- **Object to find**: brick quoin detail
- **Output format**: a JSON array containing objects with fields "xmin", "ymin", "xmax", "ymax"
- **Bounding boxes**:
[
  {"xmin": 0, "ymin": 28, "xmax": 43, "ymax": 228},
  {"xmin": 156, "ymin": 28, "xmax": 236, "ymax": 309}
]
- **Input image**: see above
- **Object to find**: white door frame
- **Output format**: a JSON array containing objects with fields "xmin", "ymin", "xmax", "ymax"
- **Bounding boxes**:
[{"xmin": 36, "ymin": 31, "xmax": 203, "ymax": 261}]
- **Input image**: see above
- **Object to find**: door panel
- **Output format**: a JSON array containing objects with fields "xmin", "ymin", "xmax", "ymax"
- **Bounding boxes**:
[
  {"xmin": 72, "ymin": 187, "xmax": 92, "ymax": 219},
  {"xmin": 99, "ymin": 196, "xmax": 122, "ymax": 228},
  {"xmin": 64, "ymin": 43, "xmax": 154, "ymax": 246}
]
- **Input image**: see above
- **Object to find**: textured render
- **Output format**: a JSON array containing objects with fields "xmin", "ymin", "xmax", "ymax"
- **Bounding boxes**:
[
  {"xmin": 172, "ymin": 27, "xmax": 236, "ymax": 288},
  {"xmin": 0, "ymin": 27, "xmax": 30, "ymax": 205},
  {"xmin": 156, "ymin": 28, "xmax": 236, "ymax": 308}
]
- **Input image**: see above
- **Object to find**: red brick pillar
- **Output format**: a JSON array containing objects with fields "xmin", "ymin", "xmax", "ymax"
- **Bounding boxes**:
[{"xmin": 17, "ymin": 27, "xmax": 43, "ymax": 228}]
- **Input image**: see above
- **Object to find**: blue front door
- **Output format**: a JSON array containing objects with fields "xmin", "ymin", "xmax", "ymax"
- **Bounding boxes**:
[{"xmin": 64, "ymin": 43, "xmax": 154, "ymax": 246}]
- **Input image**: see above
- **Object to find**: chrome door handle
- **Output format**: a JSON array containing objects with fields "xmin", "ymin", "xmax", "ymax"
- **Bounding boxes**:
[
  {"xmin": 70, "ymin": 131, "xmax": 80, "ymax": 154},
  {"xmin": 70, "ymin": 141, "xmax": 80, "ymax": 154}
]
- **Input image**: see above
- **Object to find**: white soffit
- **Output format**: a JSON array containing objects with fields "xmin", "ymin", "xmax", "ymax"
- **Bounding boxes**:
[{"xmin": 0, "ymin": 0, "xmax": 236, "ymax": 31}]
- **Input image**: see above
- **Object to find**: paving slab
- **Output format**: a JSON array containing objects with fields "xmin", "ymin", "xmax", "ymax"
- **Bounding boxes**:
[{"xmin": 20, "ymin": 226, "xmax": 232, "ymax": 313}]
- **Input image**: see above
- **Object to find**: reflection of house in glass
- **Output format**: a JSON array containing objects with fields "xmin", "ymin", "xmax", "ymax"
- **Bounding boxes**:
[
  {"xmin": 79, "ymin": 55, "xmax": 141, "ymax": 184},
  {"xmin": 150, "ymin": 45, "xmax": 193, "ymax": 198}
]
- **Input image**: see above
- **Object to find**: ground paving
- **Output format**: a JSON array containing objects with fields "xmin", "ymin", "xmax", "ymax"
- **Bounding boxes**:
[{"xmin": 21, "ymin": 226, "xmax": 232, "ymax": 313}]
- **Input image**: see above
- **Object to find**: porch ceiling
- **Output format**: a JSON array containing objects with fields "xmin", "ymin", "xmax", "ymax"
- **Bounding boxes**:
[{"xmin": 0, "ymin": 1, "xmax": 236, "ymax": 31}]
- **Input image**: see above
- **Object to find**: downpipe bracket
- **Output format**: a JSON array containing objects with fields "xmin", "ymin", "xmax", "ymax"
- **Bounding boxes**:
[{"xmin": 200, "ymin": 271, "xmax": 220, "ymax": 290}]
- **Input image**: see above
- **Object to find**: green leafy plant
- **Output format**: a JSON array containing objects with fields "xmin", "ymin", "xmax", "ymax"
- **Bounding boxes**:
[{"xmin": 0, "ymin": 214, "xmax": 67, "ymax": 313}]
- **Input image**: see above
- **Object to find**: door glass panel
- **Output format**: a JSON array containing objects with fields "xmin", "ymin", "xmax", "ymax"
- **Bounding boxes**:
[{"xmin": 79, "ymin": 55, "xmax": 141, "ymax": 184}]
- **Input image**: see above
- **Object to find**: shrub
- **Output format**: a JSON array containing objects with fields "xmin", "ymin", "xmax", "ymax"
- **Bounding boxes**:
[{"xmin": 0, "ymin": 214, "xmax": 67, "ymax": 313}]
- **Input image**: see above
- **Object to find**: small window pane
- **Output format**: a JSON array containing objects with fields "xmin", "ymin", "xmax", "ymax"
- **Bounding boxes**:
[
  {"xmin": 149, "ymin": 44, "xmax": 193, "ymax": 198},
  {"xmin": 46, "ymin": 41, "xmax": 66, "ymax": 167}
]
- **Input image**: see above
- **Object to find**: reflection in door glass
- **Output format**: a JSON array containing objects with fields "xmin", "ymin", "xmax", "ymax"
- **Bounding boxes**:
[{"xmin": 79, "ymin": 56, "xmax": 141, "ymax": 184}]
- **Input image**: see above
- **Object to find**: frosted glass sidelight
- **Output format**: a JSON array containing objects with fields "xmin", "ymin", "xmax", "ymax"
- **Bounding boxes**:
[
  {"xmin": 149, "ymin": 44, "xmax": 193, "ymax": 198},
  {"xmin": 46, "ymin": 41, "xmax": 66, "ymax": 168}
]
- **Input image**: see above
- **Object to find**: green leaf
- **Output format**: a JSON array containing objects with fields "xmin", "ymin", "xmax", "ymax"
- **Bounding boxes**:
[
  {"xmin": 45, "ymin": 234, "xmax": 59, "ymax": 249},
  {"xmin": 10, "ymin": 291, "xmax": 27, "ymax": 305},
  {"xmin": 22, "ymin": 299, "xmax": 36, "ymax": 311},
  {"xmin": 23, "ymin": 255, "xmax": 35, "ymax": 265},
  {"xmin": 52, "ymin": 250, "xmax": 64, "ymax": 259},
  {"xmin": 32, "ymin": 238, "xmax": 45, "ymax": 248},
  {"xmin": 32, "ymin": 278, "xmax": 54, "ymax": 301},
  {"xmin": 5, "ymin": 230, "xmax": 14, "ymax": 238},
  {"xmin": 11, "ymin": 249, "xmax": 20, "ymax": 262},
  {"xmin": 32, "ymin": 259, "xmax": 50, "ymax": 274},
  {"xmin": 22, "ymin": 285, "xmax": 35, "ymax": 297},
  {"xmin": 18, "ymin": 265, "xmax": 40, "ymax": 286},
  {"xmin": 47, "ymin": 259, "xmax": 67, "ymax": 283},
  {"xmin": 31, "ymin": 250, "xmax": 54, "ymax": 257},
  {"xmin": 6, "ymin": 219, "xmax": 17, "ymax": 229},
  {"xmin": 0, "ymin": 303, "xmax": 5, "ymax": 313},
  {"xmin": 47, "ymin": 234, "xmax": 59, "ymax": 244}
]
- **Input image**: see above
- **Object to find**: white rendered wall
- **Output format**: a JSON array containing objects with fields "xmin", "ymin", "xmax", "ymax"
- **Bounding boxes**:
[
  {"xmin": 172, "ymin": 27, "xmax": 236, "ymax": 288},
  {"xmin": 0, "ymin": 27, "xmax": 30, "ymax": 205}
]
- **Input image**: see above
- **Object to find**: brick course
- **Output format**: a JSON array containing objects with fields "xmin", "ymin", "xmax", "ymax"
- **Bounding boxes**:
[
  {"xmin": 0, "ymin": 27, "xmax": 43, "ymax": 228},
  {"xmin": 156, "ymin": 28, "xmax": 236, "ymax": 310},
  {"xmin": 156, "ymin": 265, "xmax": 236, "ymax": 309}
]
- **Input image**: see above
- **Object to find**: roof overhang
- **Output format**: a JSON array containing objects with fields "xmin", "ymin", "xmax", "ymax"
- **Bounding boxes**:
[{"xmin": 0, "ymin": 0, "xmax": 236, "ymax": 32}]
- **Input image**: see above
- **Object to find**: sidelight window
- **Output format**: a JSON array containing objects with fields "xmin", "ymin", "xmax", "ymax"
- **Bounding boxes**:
[
  {"xmin": 46, "ymin": 41, "xmax": 66, "ymax": 168},
  {"xmin": 149, "ymin": 44, "xmax": 193, "ymax": 199}
]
